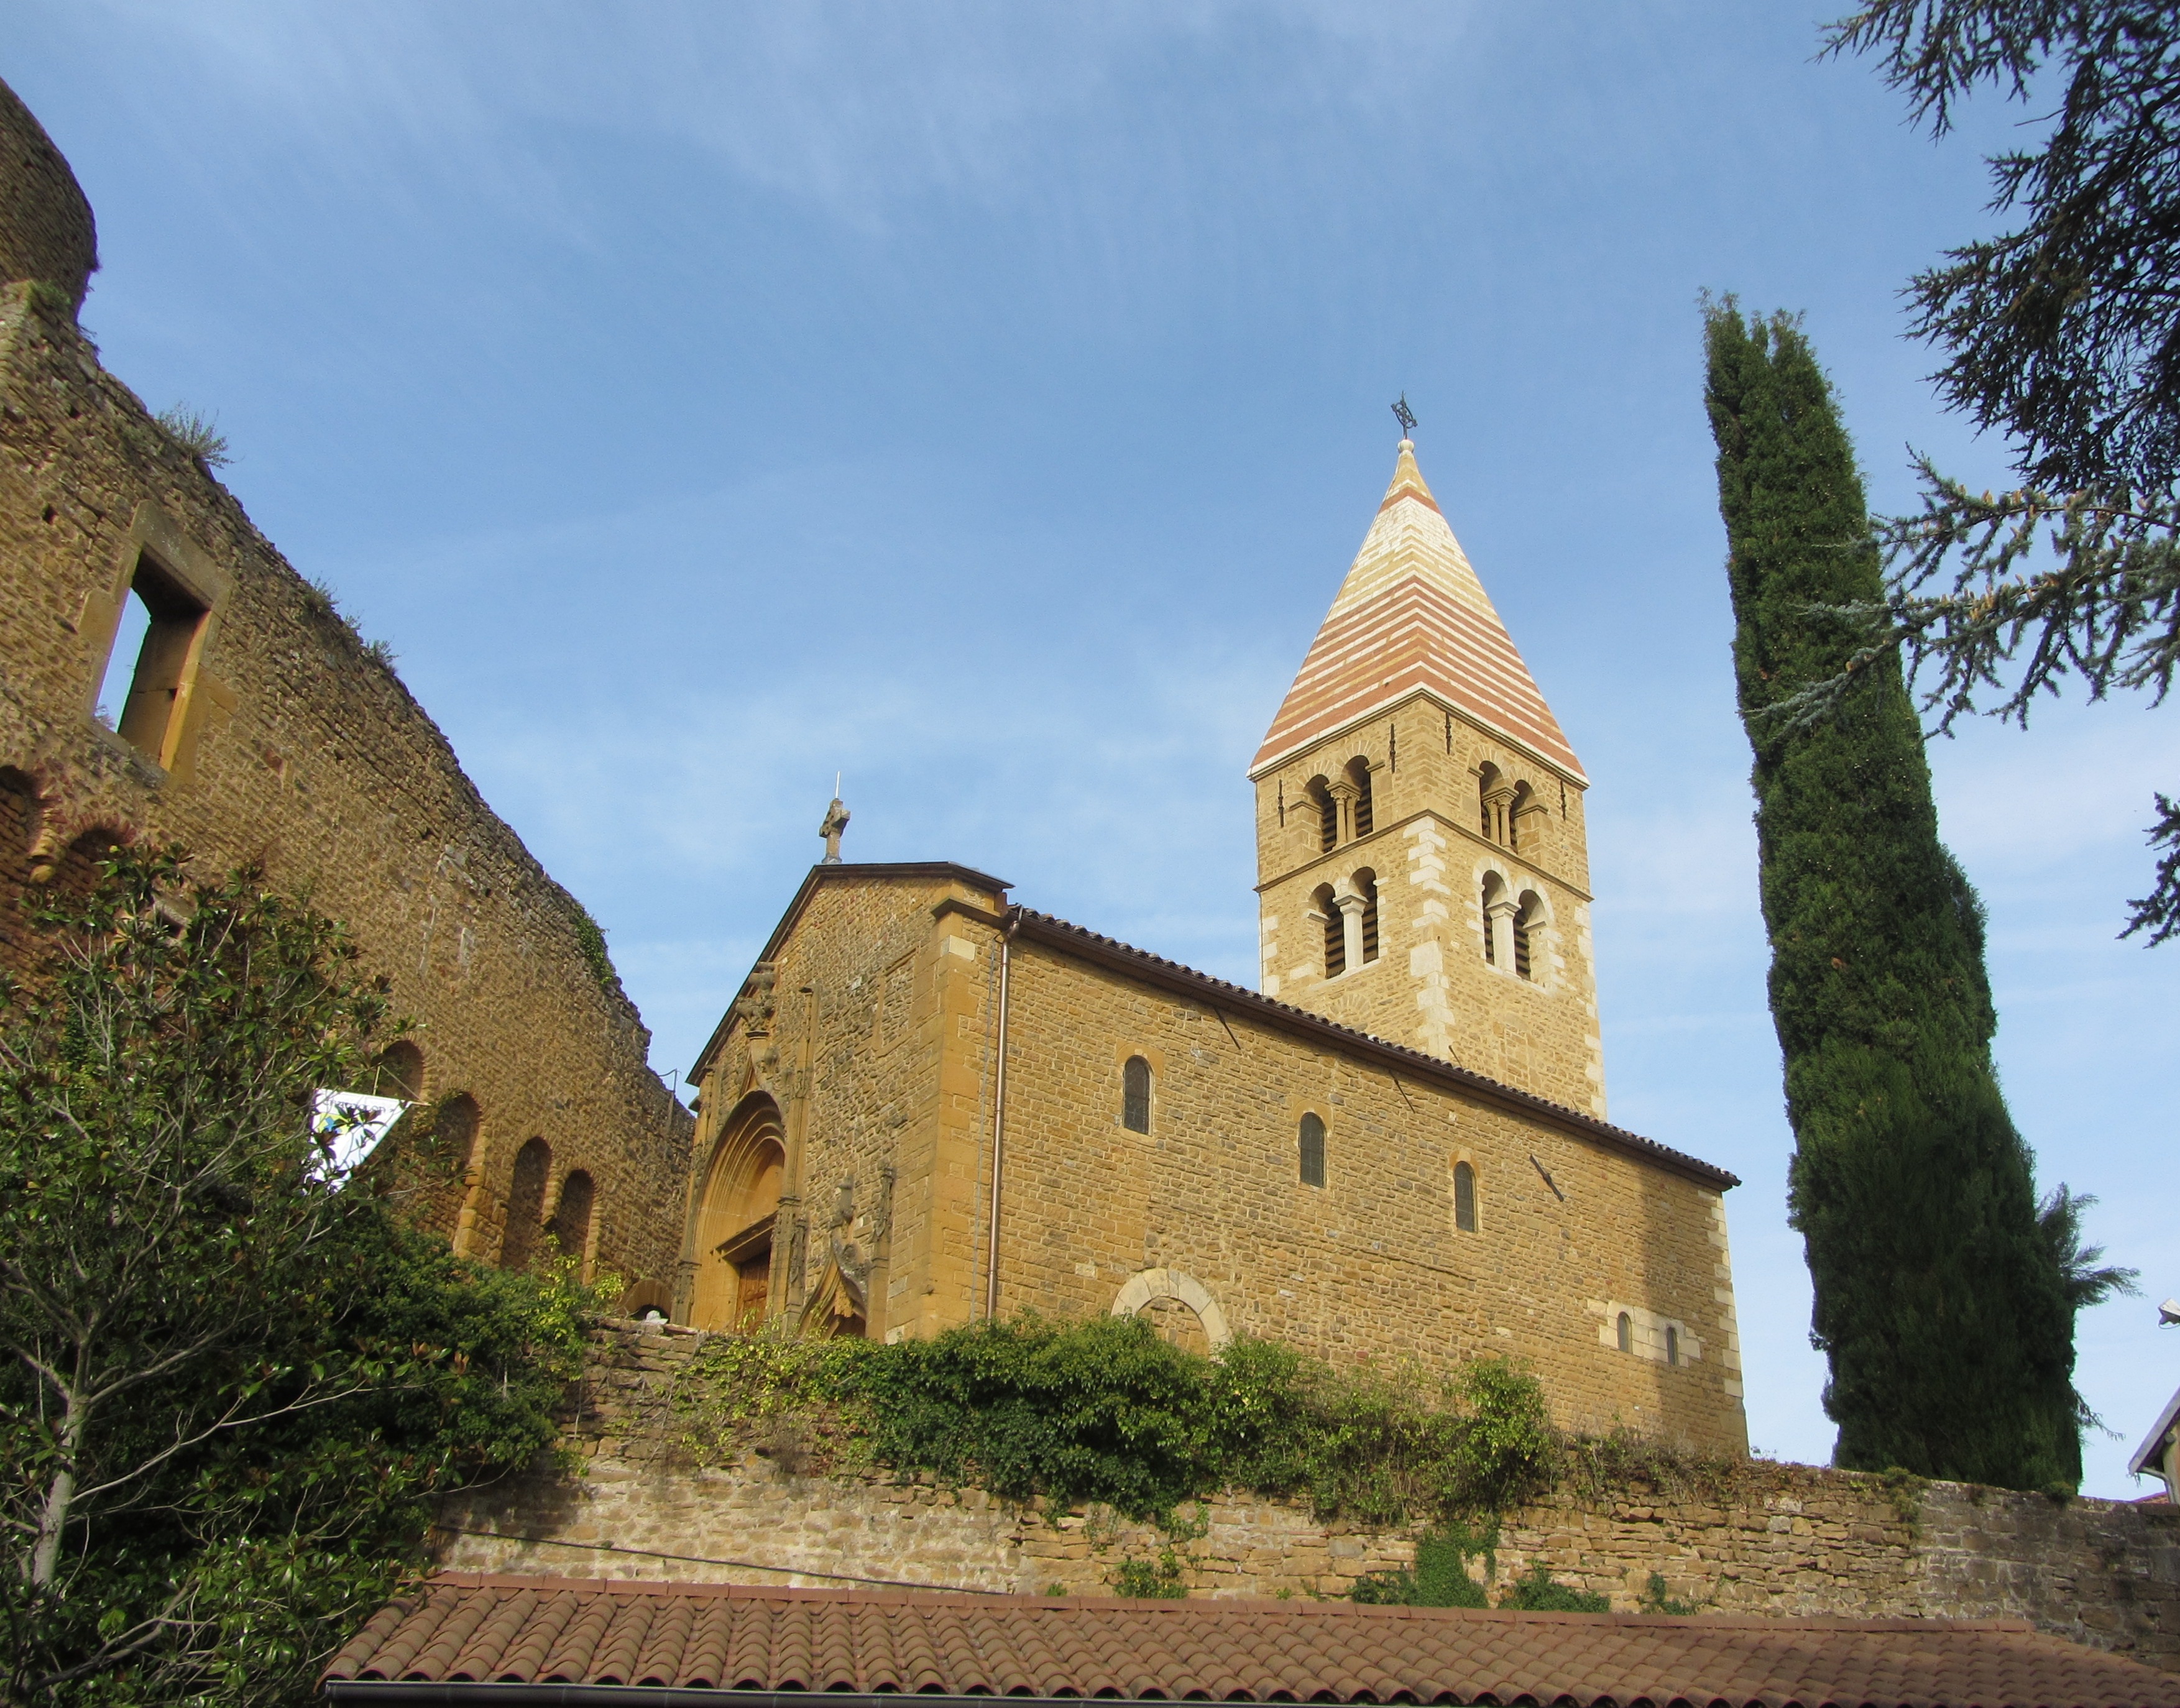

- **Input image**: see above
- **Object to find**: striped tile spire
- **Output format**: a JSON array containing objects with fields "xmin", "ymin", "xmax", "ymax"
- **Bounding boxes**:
[{"xmin": 1250, "ymin": 439, "xmax": 1584, "ymax": 781}]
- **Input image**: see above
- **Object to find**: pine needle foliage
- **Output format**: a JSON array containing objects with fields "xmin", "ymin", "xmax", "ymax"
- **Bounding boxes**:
[
  {"xmin": 1820, "ymin": 1, "xmax": 2180, "ymax": 938},
  {"xmin": 1703, "ymin": 303, "xmax": 2095, "ymax": 1490}
]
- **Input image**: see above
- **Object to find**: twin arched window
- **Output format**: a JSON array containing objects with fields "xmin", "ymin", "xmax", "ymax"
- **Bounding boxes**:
[
  {"xmin": 1305, "ymin": 759, "xmax": 1376, "ymax": 853},
  {"xmin": 1123, "ymin": 1056, "xmax": 1152, "ymax": 1134},
  {"xmin": 1481, "ymin": 877, "xmax": 1542, "ymax": 980},
  {"xmin": 1298, "ymin": 1113, "xmax": 1326, "ymax": 1188},
  {"xmin": 1315, "ymin": 873, "xmax": 1380, "ymax": 980}
]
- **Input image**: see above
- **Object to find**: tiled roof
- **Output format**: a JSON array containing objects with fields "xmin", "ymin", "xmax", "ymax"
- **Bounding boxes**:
[
  {"xmin": 1009, "ymin": 908, "xmax": 1737, "ymax": 1190},
  {"xmin": 323, "ymin": 1576, "xmax": 2179, "ymax": 1707},
  {"xmin": 1251, "ymin": 441, "xmax": 1583, "ymax": 783}
]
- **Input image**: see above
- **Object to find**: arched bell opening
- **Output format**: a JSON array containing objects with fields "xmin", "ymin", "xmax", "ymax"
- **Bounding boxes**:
[{"xmin": 689, "ymin": 1096, "xmax": 787, "ymax": 1332}]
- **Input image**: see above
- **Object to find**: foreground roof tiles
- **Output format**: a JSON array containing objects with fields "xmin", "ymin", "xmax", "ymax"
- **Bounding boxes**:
[
  {"xmin": 323, "ymin": 1575, "xmax": 2179, "ymax": 1707},
  {"xmin": 1252, "ymin": 440, "xmax": 1583, "ymax": 782}
]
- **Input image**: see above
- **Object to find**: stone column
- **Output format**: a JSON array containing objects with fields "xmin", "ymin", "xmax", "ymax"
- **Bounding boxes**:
[
  {"xmin": 1483, "ymin": 784, "xmax": 1516, "ymax": 847},
  {"xmin": 1335, "ymin": 889, "xmax": 1368, "ymax": 975},
  {"xmin": 1484, "ymin": 894, "xmax": 1518, "ymax": 969},
  {"xmin": 1327, "ymin": 779, "xmax": 1359, "ymax": 847}
]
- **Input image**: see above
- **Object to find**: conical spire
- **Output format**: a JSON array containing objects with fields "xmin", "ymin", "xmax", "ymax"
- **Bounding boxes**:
[{"xmin": 1251, "ymin": 440, "xmax": 1584, "ymax": 779}]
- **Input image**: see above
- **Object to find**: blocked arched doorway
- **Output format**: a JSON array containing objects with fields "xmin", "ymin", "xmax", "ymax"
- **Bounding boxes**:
[{"xmin": 689, "ymin": 1098, "xmax": 786, "ymax": 1331}]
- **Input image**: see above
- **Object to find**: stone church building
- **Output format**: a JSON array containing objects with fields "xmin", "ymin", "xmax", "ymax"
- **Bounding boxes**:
[
  {"xmin": 678, "ymin": 443, "xmax": 1750, "ymax": 1453},
  {"xmin": 1, "ymin": 73, "xmax": 1745, "ymax": 1453}
]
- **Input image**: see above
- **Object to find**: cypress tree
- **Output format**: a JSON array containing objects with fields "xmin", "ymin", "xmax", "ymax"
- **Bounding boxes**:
[{"xmin": 1703, "ymin": 303, "xmax": 2079, "ymax": 1489}]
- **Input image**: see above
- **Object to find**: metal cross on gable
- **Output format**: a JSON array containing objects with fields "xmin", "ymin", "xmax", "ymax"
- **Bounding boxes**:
[{"xmin": 1391, "ymin": 393, "xmax": 1417, "ymax": 437}]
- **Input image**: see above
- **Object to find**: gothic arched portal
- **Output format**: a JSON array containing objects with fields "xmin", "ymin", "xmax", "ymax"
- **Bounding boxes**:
[{"xmin": 688, "ymin": 1096, "xmax": 786, "ymax": 1331}]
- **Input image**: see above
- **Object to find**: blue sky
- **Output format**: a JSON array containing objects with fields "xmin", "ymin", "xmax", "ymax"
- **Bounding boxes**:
[{"xmin": 9, "ymin": 1, "xmax": 2176, "ymax": 1494}]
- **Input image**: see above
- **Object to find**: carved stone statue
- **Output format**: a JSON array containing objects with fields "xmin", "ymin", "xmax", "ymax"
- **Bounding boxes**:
[
  {"xmin": 819, "ymin": 796, "xmax": 850, "ymax": 863},
  {"xmin": 735, "ymin": 962, "xmax": 776, "ymax": 1036}
]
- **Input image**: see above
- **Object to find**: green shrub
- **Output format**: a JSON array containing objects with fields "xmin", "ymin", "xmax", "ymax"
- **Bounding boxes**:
[
  {"xmin": 1638, "ymin": 1571, "xmax": 1701, "ymax": 1615},
  {"xmin": 1349, "ymin": 1521, "xmax": 1495, "ymax": 1607},
  {"xmin": 1110, "ymin": 1547, "xmax": 1189, "ymax": 1598},
  {"xmin": 678, "ymin": 1313, "xmax": 1558, "ymax": 1528},
  {"xmin": 1499, "ymin": 1564, "xmax": 1609, "ymax": 1612}
]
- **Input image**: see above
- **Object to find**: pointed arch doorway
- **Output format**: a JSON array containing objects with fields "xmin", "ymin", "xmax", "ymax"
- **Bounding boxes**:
[{"xmin": 689, "ymin": 1096, "xmax": 786, "ymax": 1331}]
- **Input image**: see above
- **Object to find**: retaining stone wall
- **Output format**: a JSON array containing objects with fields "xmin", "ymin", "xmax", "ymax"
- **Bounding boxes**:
[{"xmin": 433, "ymin": 1323, "xmax": 2180, "ymax": 1673}]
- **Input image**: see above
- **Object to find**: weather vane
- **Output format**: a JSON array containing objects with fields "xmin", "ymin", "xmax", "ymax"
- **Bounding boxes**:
[{"xmin": 1391, "ymin": 393, "xmax": 1417, "ymax": 438}]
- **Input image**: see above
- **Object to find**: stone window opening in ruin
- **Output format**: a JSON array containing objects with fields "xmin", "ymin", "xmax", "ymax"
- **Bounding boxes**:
[
  {"xmin": 375, "ymin": 1040, "xmax": 425, "ymax": 1103},
  {"xmin": 1298, "ymin": 1112, "xmax": 1327, "ymax": 1188},
  {"xmin": 500, "ymin": 1137, "xmax": 552, "ymax": 1272},
  {"xmin": 1312, "ymin": 884, "xmax": 1345, "ymax": 978},
  {"xmin": 1307, "ymin": 777, "xmax": 1336, "ymax": 853},
  {"xmin": 1453, "ymin": 1159, "xmax": 1478, "ymax": 1232},
  {"xmin": 1617, "ymin": 1311, "xmax": 1632, "ymax": 1354},
  {"xmin": 95, "ymin": 552, "xmax": 208, "ymax": 768},
  {"xmin": 1122, "ymin": 1055, "xmax": 1152, "ymax": 1134},
  {"xmin": 1354, "ymin": 868, "xmax": 1379, "ymax": 964},
  {"xmin": 1514, "ymin": 889, "xmax": 1542, "ymax": 982},
  {"xmin": 549, "ymin": 1169, "xmax": 595, "ymax": 1272},
  {"xmin": 1346, "ymin": 757, "xmax": 1373, "ymax": 838},
  {"xmin": 1666, "ymin": 1325, "xmax": 1680, "ymax": 1367}
]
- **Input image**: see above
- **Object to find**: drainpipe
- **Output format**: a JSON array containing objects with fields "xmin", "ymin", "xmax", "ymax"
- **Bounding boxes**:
[{"xmin": 983, "ymin": 916, "xmax": 1018, "ymax": 1321}]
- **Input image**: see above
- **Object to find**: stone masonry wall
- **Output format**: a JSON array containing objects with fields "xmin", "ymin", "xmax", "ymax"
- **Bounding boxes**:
[
  {"xmin": 0, "ymin": 285, "xmax": 692, "ymax": 1297},
  {"xmin": 435, "ymin": 1322, "xmax": 2180, "ymax": 1674},
  {"xmin": 1255, "ymin": 697, "xmax": 1604, "ymax": 1119},
  {"xmin": 686, "ymin": 867, "xmax": 1745, "ymax": 1453}
]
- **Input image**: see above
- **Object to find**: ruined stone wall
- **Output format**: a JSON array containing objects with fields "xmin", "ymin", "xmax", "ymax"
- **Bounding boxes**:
[
  {"xmin": 0, "ymin": 285, "xmax": 691, "ymax": 1297},
  {"xmin": 1254, "ymin": 695, "xmax": 1604, "ymax": 1118},
  {"xmin": 433, "ymin": 1322, "xmax": 2180, "ymax": 1674}
]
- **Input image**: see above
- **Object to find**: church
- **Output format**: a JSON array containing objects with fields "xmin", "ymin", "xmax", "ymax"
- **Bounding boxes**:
[{"xmin": 674, "ymin": 438, "xmax": 1750, "ymax": 1454}]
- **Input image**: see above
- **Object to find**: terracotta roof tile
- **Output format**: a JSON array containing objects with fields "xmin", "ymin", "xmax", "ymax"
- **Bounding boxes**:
[{"xmin": 323, "ymin": 1576, "xmax": 2180, "ymax": 1707}]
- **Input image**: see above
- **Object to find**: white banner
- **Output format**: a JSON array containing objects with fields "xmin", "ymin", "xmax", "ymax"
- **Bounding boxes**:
[{"xmin": 309, "ymin": 1089, "xmax": 413, "ymax": 1183}]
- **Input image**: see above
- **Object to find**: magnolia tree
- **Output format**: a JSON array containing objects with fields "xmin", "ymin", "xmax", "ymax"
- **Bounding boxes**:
[{"xmin": 0, "ymin": 848, "xmax": 595, "ymax": 1707}]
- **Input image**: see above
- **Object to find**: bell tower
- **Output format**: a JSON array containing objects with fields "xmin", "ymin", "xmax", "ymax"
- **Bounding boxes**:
[{"xmin": 1250, "ymin": 438, "xmax": 1606, "ymax": 1116}]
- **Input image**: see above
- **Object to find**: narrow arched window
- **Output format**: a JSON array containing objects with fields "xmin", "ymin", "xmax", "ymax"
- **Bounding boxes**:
[
  {"xmin": 1514, "ymin": 890, "xmax": 1540, "ymax": 981},
  {"xmin": 1356, "ymin": 868, "xmax": 1379, "ymax": 964},
  {"xmin": 1347, "ymin": 758, "xmax": 1373, "ymax": 838},
  {"xmin": 1480, "ymin": 876, "xmax": 1502, "ymax": 967},
  {"xmin": 550, "ymin": 1169, "xmax": 595, "ymax": 1265},
  {"xmin": 1298, "ymin": 1113, "xmax": 1326, "ymax": 1188},
  {"xmin": 1616, "ymin": 1311, "xmax": 1632, "ymax": 1354},
  {"xmin": 501, "ymin": 1136, "xmax": 552, "ymax": 1272},
  {"xmin": 1315, "ymin": 884, "xmax": 1345, "ymax": 978},
  {"xmin": 1509, "ymin": 781, "xmax": 1535, "ymax": 852},
  {"xmin": 1308, "ymin": 778, "xmax": 1337, "ymax": 853},
  {"xmin": 1122, "ymin": 1056, "xmax": 1152, "ymax": 1134},
  {"xmin": 1453, "ymin": 1160, "xmax": 1477, "ymax": 1232},
  {"xmin": 1478, "ymin": 762, "xmax": 1503, "ymax": 843},
  {"xmin": 1666, "ymin": 1325, "xmax": 1680, "ymax": 1367}
]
